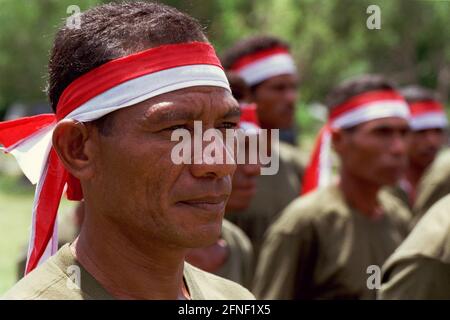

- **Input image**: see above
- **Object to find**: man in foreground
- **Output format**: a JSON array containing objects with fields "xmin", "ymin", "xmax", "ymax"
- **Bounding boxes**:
[{"xmin": 1, "ymin": 2, "xmax": 253, "ymax": 300}]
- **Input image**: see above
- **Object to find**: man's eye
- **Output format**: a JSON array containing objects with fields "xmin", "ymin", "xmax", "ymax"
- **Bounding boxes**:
[
  {"xmin": 164, "ymin": 124, "xmax": 188, "ymax": 131},
  {"xmin": 219, "ymin": 122, "xmax": 238, "ymax": 129}
]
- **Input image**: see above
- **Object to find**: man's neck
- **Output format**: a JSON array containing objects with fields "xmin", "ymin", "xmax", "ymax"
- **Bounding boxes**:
[
  {"xmin": 72, "ymin": 213, "xmax": 189, "ymax": 300},
  {"xmin": 405, "ymin": 161, "xmax": 426, "ymax": 189},
  {"xmin": 339, "ymin": 170, "xmax": 382, "ymax": 218}
]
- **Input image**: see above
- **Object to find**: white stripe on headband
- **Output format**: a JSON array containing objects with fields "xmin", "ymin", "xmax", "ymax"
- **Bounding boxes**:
[
  {"xmin": 410, "ymin": 112, "xmax": 448, "ymax": 131},
  {"xmin": 331, "ymin": 100, "xmax": 410, "ymax": 129},
  {"xmin": 67, "ymin": 64, "xmax": 230, "ymax": 121},
  {"xmin": 236, "ymin": 53, "xmax": 297, "ymax": 86}
]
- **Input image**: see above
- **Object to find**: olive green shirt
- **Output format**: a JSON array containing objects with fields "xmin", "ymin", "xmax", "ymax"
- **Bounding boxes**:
[
  {"xmin": 253, "ymin": 184, "xmax": 410, "ymax": 300},
  {"xmin": 4, "ymin": 244, "xmax": 255, "ymax": 300},
  {"xmin": 227, "ymin": 142, "xmax": 304, "ymax": 258},
  {"xmin": 385, "ymin": 148, "xmax": 450, "ymax": 227},
  {"xmin": 216, "ymin": 219, "xmax": 254, "ymax": 289},
  {"xmin": 379, "ymin": 195, "xmax": 450, "ymax": 299}
]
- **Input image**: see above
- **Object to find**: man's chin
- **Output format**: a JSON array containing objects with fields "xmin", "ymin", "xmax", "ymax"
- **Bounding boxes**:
[{"xmin": 185, "ymin": 226, "xmax": 223, "ymax": 248}]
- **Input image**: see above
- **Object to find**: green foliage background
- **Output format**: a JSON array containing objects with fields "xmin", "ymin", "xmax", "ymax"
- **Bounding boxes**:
[
  {"xmin": 0, "ymin": 0, "xmax": 449, "ymax": 293},
  {"xmin": 0, "ymin": 0, "xmax": 449, "ymax": 122}
]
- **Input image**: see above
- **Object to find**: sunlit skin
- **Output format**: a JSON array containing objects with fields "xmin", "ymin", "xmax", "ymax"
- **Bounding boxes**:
[
  {"xmin": 332, "ymin": 117, "xmax": 410, "ymax": 217},
  {"xmin": 52, "ymin": 86, "xmax": 240, "ymax": 299},
  {"xmin": 250, "ymin": 74, "xmax": 299, "ymax": 130}
]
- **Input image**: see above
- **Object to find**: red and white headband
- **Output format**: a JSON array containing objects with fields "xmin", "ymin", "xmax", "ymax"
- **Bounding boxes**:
[
  {"xmin": 239, "ymin": 102, "xmax": 260, "ymax": 134},
  {"xmin": 230, "ymin": 47, "xmax": 297, "ymax": 86},
  {"xmin": 0, "ymin": 42, "xmax": 230, "ymax": 274},
  {"xmin": 302, "ymin": 90, "xmax": 410, "ymax": 194},
  {"xmin": 409, "ymin": 100, "xmax": 447, "ymax": 131}
]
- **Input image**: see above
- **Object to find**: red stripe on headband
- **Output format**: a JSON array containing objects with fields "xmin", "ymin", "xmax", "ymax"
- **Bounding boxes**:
[
  {"xmin": 409, "ymin": 100, "xmax": 445, "ymax": 116},
  {"xmin": 0, "ymin": 114, "xmax": 55, "ymax": 148},
  {"xmin": 229, "ymin": 47, "xmax": 290, "ymax": 71},
  {"xmin": 25, "ymin": 148, "xmax": 67, "ymax": 274},
  {"xmin": 56, "ymin": 42, "xmax": 223, "ymax": 120},
  {"xmin": 329, "ymin": 90, "xmax": 404, "ymax": 121}
]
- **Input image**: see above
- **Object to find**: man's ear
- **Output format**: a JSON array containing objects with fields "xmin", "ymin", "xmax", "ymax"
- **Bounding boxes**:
[
  {"xmin": 52, "ymin": 120, "xmax": 97, "ymax": 180},
  {"xmin": 331, "ymin": 127, "xmax": 345, "ymax": 155}
]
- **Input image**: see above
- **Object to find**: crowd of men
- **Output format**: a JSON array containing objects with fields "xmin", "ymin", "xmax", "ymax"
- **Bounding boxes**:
[{"xmin": 1, "ymin": 2, "xmax": 449, "ymax": 300}]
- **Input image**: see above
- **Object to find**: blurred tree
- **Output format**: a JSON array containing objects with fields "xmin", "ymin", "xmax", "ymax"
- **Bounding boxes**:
[
  {"xmin": 0, "ymin": 0, "xmax": 448, "ymax": 129},
  {"xmin": 0, "ymin": 0, "xmax": 99, "ymax": 115}
]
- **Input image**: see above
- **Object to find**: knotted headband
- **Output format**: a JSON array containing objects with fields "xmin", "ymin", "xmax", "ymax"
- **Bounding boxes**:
[{"xmin": 301, "ymin": 90, "xmax": 410, "ymax": 195}]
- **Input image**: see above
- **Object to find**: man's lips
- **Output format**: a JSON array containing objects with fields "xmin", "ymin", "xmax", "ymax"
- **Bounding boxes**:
[
  {"xmin": 233, "ymin": 182, "xmax": 257, "ymax": 196},
  {"xmin": 177, "ymin": 195, "xmax": 228, "ymax": 213}
]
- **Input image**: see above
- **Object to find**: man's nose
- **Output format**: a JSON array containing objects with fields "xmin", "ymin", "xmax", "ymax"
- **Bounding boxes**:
[
  {"xmin": 283, "ymin": 88, "xmax": 297, "ymax": 105},
  {"xmin": 241, "ymin": 162, "xmax": 261, "ymax": 177},
  {"xmin": 189, "ymin": 131, "xmax": 237, "ymax": 179},
  {"xmin": 390, "ymin": 132, "xmax": 408, "ymax": 156}
]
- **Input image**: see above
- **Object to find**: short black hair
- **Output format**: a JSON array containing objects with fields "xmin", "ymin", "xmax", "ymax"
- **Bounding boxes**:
[
  {"xmin": 221, "ymin": 35, "xmax": 290, "ymax": 71},
  {"xmin": 325, "ymin": 74, "xmax": 397, "ymax": 110},
  {"xmin": 48, "ymin": 1, "xmax": 208, "ymax": 113},
  {"xmin": 400, "ymin": 85, "xmax": 441, "ymax": 104}
]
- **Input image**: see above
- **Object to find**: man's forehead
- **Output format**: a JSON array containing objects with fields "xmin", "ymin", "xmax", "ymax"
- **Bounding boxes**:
[
  {"xmin": 362, "ymin": 117, "xmax": 410, "ymax": 130},
  {"xmin": 141, "ymin": 87, "xmax": 239, "ymax": 122}
]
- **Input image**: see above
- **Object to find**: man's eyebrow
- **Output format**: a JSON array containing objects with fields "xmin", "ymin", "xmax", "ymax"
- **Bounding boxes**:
[
  {"xmin": 222, "ymin": 105, "xmax": 241, "ymax": 119},
  {"xmin": 143, "ymin": 101, "xmax": 241, "ymax": 123},
  {"xmin": 372, "ymin": 124, "xmax": 409, "ymax": 131},
  {"xmin": 144, "ymin": 105, "xmax": 201, "ymax": 123}
]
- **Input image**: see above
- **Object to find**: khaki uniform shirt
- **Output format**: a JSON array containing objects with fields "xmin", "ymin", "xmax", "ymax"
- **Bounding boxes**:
[
  {"xmin": 379, "ymin": 195, "xmax": 450, "ymax": 299},
  {"xmin": 253, "ymin": 184, "xmax": 410, "ymax": 300},
  {"xmin": 216, "ymin": 219, "xmax": 254, "ymax": 289},
  {"xmin": 4, "ymin": 244, "xmax": 255, "ymax": 300}
]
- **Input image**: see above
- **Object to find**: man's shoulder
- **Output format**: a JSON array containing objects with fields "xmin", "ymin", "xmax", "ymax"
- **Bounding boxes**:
[
  {"xmin": 184, "ymin": 263, "xmax": 255, "ymax": 300},
  {"xmin": 383, "ymin": 195, "xmax": 450, "ymax": 278},
  {"xmin": 380, "ymin": 256, "xmax": 450, "ymax": 299},
  {"xmin": 420, "ymin": 149, "xmax": 450, "ymax": 192},
  {"xmin": 221, "ymin": 219, "xmax": 252, "ymax": 253},
  {"xmin": 415, "ymin": 148, "xmax": 450, "ymax": 215},
  {"xmin": 381, "ymin": 185, "xmax": 410, "ymax": 210},
  {"xmin": 269, "ymin": 185, "xmax": 348, "ymax": 235},
  {"xmin": 2, "ymin": 258, "xmax": 80, "ymax": 300},
  {"xmin": 378, "ymin": 188, "xmax": 413, "ymax": 223},
  {"xmin": 278, "ymin": 142, "xmax": 306, "ymax": 172}
]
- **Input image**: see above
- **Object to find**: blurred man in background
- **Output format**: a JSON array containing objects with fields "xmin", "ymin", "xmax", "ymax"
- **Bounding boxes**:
[
  {"xmin": 254, "ymin": 75, "xmax": 411, "ymax": 300},
  {"xmin": 222, "ymin": 36, "xmax": 304, "ymax": 258},
  {"xmin": 385, "ymin": 86, "xmax": 450, "ymax": 226}
]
